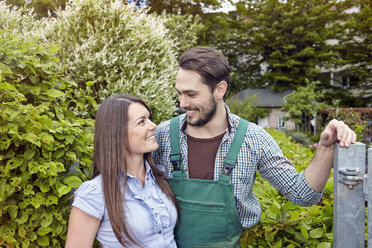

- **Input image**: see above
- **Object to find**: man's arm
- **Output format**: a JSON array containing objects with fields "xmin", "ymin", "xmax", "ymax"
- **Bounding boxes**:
[{"xmin": 304, "ymin": 119, "xmax": 356, "ymax": 192}]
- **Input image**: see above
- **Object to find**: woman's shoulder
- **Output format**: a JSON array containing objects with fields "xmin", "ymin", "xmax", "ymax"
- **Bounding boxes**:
[
  {"xmin": 77, "ymin": 175, "xmax": 103, "ymax": 193},
  {"xmin": 72, "ymin": 175, "xmax": 105, "ymax": 220}
]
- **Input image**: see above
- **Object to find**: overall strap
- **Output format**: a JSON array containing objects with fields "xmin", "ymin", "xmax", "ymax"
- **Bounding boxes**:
[
  {"xmin": 169, "ymin": 115, "xmax": 184, "ymax": 173},
  {"xmin": 221, "ymin": 118, "xmax": 249, "ymax": 177}
]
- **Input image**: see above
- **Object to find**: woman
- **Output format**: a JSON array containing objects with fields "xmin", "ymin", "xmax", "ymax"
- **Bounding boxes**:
[{"xmin": 65, "ymin": 94, "xmax": 178, "ymax": 248}]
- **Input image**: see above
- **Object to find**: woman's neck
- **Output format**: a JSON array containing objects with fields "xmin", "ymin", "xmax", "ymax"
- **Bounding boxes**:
[{"xmin": 125, "ymin": 155, "xmax": 146, "ymax": 187}]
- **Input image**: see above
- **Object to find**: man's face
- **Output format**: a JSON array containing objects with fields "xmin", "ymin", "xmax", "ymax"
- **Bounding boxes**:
[{"xmin": 175, "ymin": 69, "xmax": 217, "ymax": 127}]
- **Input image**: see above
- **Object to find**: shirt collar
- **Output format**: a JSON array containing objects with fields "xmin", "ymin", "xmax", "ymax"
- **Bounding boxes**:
[{"xmin": 126, "ymin": 160, "xmax": 155, "ymax": 181}]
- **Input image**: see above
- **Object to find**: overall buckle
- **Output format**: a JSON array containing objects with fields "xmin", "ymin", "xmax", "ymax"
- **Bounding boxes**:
[
  {"xmin": 222, "ymin": 157, "xmax": 236, "ymax": 176},
  {"xmin": 170, "ymin": 153, "xmax": 182, "ymax": 171},
  {"xmin": 222, "ymin": 163, "xmax": 235, "ymax": 176}
]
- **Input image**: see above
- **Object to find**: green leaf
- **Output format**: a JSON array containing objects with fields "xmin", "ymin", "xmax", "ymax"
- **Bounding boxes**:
[
  {"xmin": 18, "ymin": 228, "xmax": 27, "ymax": 238},
  {"xmin": 53, "ymin": 149, "xmax": 65, "ymax": 159},
  {"xmin": 46, "ymin": 196, "xmax": 59, "ymax": 205},
  {"xmin": 300, "ymin": 226, "xmax": 309, "ymax": 240},
  {"xmin": 24, "ymin": 149, "xmax": 36, "ymax": 160},
  {"xmin": 22, "ymin": 132, "xmax": 41, "ymax": 147},
  {"xmin": 317, "ymin": 242, "xmax": 331, "ymax": 248},
  {"xmin": 309, "ymin": 228, "xmax": 324, "ymax": 239},
  {"xmin": 41, "ymin": 213, "xmax": 53, "ymax": 228},
  {"xmin": 37, "ymin": 235, "xmax": 50, "ymax": 246},
  {"xmin": 45, "ymin": 89, "xmax": 65, "ymax": 98},
  {"xmin": 85, "ymin": 81, "xmax": 95, "ymax": 86},
  {"xmin": 64, "ymin": 176, "xmax": 83, "ymax": 188},
  {"xmin": 5, "ymin": 157, "xmax": 23, "ymax": 174},
  {"xmin": 6, "ymin": 205, "xmax": 18, "ymax": 220},
  {"xmin": 66, "ymin": 151, "xmax": 77, "ymax": 161},
  {"xmin": 39, "ymin": 132, "xmax": 54, "ymax": 145},
  {"xmin": 52, "ymin": 224, "xmax": 64, "ymax": 236},
  {"xmin": 57, "ymin": 184, "xmax": 72, "ymax": 197},
  {"xmin": 0, "ymin": 62, "xmax": 12, "ymax": 74},
  {"xmin": 49, "ymin": 45, "xmax": 59, "ymax": 52},
  {"xmin": 54, "ymin": 105, "xmax": 64, "ymax": 120},
  {"xmin": 268, "ymin": 204, "xmax": 282, "ymax": 216}
]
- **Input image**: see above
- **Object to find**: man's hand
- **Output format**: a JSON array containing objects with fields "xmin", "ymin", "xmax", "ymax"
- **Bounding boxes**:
[{"xmin": 320, "ymin": 119, "xmax": 356, "ymax": 148}]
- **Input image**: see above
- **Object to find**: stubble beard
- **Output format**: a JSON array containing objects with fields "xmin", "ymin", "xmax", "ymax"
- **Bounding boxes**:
[{"xmin": 187, "ymin": 97, "xmax": 217, "ymax": 127}]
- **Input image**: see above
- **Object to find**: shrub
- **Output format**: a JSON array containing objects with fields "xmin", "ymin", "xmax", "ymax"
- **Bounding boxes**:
[
  {"xmin": 241, "ymin": 129, "xmax": 334, "ymax": 248},
  {"xmin": 39, "ymin": 0, "xmax": 178, "ymax": 122},
  {"xmin": 227, "ymin": 94, "xmax": 269, "ymax": 123},
  {"xmin": 0, "ymin": 1, "xmax": 41, "ymax": 39},
  {"xmin": 0, "ymin": 33, "xmax": 94, "ymax": 247},
  {"xmin": 285, "ymin": 131, "xmax": 313, "ymax": 147},
  {"xmin": 159, "ymin": 11, "xmax": 204, "ymax": 55}
]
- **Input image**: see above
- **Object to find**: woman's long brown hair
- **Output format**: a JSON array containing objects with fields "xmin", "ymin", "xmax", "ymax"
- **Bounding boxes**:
[{"xmin": 92, "ymin": 94, "xmax": 177, "ymax": 247}]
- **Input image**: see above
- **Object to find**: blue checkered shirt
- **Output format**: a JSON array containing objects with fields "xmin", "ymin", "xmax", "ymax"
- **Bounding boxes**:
[{"xmin": 153, "ymin": 106, "xmax": 322, "ymax": 229}]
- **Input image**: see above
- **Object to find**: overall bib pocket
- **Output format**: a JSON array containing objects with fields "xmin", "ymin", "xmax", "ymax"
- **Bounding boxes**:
[{"xmin": 175, "ymin": 198, "xmax": 228, "ymax": 247}]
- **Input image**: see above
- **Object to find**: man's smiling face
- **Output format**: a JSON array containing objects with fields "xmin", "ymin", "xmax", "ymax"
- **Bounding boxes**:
[{"xmin": 175, "ymin": 69, "xmax": 217, "ymax": 127}]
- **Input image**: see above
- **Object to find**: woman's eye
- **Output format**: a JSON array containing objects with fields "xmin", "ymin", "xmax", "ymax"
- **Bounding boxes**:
[{"xmin": 137, "ymin": 119, "xmax": 145, "ymax": 125}]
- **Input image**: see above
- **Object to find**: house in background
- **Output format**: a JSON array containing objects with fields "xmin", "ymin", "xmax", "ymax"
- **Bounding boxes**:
[{"xmin": 231, "ymin": 88, "xmax": 296, "ymax": 131}]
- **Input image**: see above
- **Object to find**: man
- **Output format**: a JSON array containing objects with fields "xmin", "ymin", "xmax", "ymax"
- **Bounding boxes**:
[{"xmin": 153, "ymin": 47, "xmax": 356, "ymax": 248}]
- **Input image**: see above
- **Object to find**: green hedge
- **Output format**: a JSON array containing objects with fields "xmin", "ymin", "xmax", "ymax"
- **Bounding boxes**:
[
  {"xmin": 0, "ymin": 33, "xmax": 93, "ymax": 247},
  {"xmin": 241, "ymin": 129, "xmax": 333, "ymax": 248},
  {"xmin": 39, "ymin": 0, "xmax": 179, "ymax": 122}
]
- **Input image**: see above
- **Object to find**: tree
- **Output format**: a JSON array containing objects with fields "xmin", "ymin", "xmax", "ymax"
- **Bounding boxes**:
[
  {"xmin": 230, "ymin": 0, "xmax": 346, "ymax": 92},
  {"xmin": 146, "ymin": 0, "xmax": 222, "ymax": 17},
  {"xmin": 158, "ymin": 10, "xmax": 204, "ymax": 55},
  {"xmin": 5, "ymin": 0, "xmax": 67, "ymax": 18},
  {"xmin": 328, "ymin": 0, "xmax": 372, "ymax": 107},
  {"xmin": 226, "ymin": 94, "xmax": 269, "ymax": 123},
  {"xmin": 281, "ymin": 81, "xmax": 327, "ymax": 131}
]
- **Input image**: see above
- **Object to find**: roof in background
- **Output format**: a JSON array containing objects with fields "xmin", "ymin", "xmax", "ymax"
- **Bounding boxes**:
[{"xmin": 231, "ymin": 88, "xmax": 293, "ymax": 107}]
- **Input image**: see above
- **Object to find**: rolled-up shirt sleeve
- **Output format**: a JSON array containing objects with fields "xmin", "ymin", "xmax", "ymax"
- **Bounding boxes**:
[{"xmin": 257, "ymin": 128, "xmax": 323, "ymax": 206}]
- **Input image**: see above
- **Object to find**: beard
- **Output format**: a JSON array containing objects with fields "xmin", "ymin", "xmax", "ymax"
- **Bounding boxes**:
[{"xmin": 187, "ymin": 97, "xmax": 217, "ymax": 127}]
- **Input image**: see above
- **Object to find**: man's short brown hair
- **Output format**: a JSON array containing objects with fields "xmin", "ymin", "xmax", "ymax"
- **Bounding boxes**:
[{"xmin": 179, "ymin": 47, "xmax": 230, "ymax": 94}]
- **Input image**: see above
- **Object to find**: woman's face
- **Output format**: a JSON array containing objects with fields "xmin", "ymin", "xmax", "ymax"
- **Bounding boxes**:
[{"xmin": 126, "ymin": 102, "xmax": 158, "ymax": 156}]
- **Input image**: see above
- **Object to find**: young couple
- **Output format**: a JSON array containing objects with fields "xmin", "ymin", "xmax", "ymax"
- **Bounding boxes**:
[{"xmin": 65, "ymin": 47, "xmax": 356, "ymax": 248}]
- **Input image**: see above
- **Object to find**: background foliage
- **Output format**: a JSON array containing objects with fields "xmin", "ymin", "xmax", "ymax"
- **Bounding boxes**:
[
  {"xmin": 227, "ymin": 94, "xmax": 269, "ymax": 123},
  {"xmin": 241, "ymin": 129, "xmax": 334, "ymax": 248},
  {"xmin": 38, "ymin": 0, "xmax": 178, "ymax": 122},
  {"xmin": 0, "ymin": 33, "xmax": 93, "ymax": 247},
  {"xmin": 0, "ymin": 0, "xmax": 369, "ymax": 246}
]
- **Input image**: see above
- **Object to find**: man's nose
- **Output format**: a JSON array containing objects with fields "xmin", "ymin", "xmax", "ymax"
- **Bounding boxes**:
[{"xmin": 178, "ymin": 95, "xmax": 190, "ymax": 109}]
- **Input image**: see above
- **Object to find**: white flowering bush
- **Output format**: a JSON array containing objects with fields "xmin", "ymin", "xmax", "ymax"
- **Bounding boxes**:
[
  {"xmin": 39, "ymin": 0, "xmax": 178, "ymax": 122},
  {"xmin": 0, "ymin": 1, "xmax": 38, "ymax": 38}
]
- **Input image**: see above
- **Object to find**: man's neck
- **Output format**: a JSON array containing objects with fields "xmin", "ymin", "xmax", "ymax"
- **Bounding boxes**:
[{"xmin": 186, "ymin": 102, "xmax": 228, "ymax": 139}]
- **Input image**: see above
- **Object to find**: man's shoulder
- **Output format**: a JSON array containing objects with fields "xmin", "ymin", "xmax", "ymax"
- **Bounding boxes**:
[
  {"xmin": 156, "ymin": 114, "xmax": 186, "ymax": 133},
  {"xmin": 157, "ymin": 119, "xmax": 171, "ymax": 131},
  {"xmin": 155, "ymin": 118, "xmax": 172, "ymax": 142},
  {"xmin": 229, "ymin": 113, "xmax": 264, "ymax": 134}
]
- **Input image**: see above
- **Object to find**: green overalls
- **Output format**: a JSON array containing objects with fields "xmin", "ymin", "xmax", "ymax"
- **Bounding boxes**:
[{"xmin": 167, "ymin": 116, "xmax": 248, "ymax": 248}]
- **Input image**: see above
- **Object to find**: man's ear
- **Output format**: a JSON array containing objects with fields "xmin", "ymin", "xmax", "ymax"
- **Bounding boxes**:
[{"xmin": 214, "ymin": 81, "xmax": 228, "ymax": 99}]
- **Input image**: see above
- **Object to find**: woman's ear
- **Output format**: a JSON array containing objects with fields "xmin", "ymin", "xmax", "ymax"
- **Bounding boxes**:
[{"xmin": 214, "ymin": 81, "xmax": 228, "ymax": 99}]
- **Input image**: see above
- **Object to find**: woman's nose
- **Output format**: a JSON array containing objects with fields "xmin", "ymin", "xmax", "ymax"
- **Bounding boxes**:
[{"xmin": 149, "ymin": 120, "xmax": 157, "ymax": 130}]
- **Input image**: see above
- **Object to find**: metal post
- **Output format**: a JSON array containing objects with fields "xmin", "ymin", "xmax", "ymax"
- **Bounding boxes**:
[
  {"xmin": 368, "ymin": 147, "xmax": 372, "ymax": 248},
  {"xmin": 333, "ymin": 142, "xmax": 366, "ymax": 248}
]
